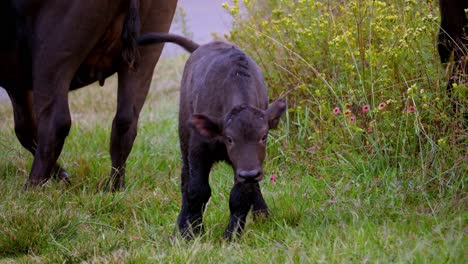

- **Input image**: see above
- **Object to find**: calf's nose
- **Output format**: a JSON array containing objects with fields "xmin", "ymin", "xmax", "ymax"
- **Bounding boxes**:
[{"xmin": 238, "ymin": 169, "xmax": 263, "ymax": 182}]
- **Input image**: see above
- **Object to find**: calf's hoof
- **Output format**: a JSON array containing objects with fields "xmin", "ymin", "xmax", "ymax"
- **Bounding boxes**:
[
  {"xmin": 223, "ymin": 227, "xmax": 242, "ymax": 241},
  {"xmin": 99, "ymin": 176, "xmax": 125, "ymax": 192},
  {"xmin": 52, "ymin": 167, "xmax": 71, "ymax": 186},
  {"xmin": 23, "ymin": 178, "xmax": 48, "ymax": 190},
  {"xmin": 223, "ymin": 221, "xmax": 245, "ymax": 241},
  {"xmin": 178, "ymin": 218, "xmax": 204, "ymax": 240},
  {"xmin": 252, "ymin": 208, "xmax": 269, "ymax": 221}
]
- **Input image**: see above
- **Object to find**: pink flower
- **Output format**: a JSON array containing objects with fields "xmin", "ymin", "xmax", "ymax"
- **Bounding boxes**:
[
  {"xmin": 378, "ymin": 102, "xmax": 387, "ymax": 110},
  {"xmin": 349, "ymin": 115, "xmax": 356, "ymax": 123},
  {"xmin": 362, "ymin": 105, "xmax": 370, "ymax": 113},
  {"xmin": 333, "ymin": 107, "xmax": 341, "ymax": 115},
  {"xmin": 367, "ymin": 128, "xmax": 373, "ymax": 134},
  {"xmin": 407, "ymin": 106, "xmax": 415, "ymax": 113},
  {"xmin": 270, "ymin": 174, "xmax": 277, "ymax": 184}
]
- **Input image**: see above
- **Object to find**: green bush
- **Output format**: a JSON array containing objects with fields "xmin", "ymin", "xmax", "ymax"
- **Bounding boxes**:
[{"xmin": 225, "ymin": 0, "xmax": 466, "ymax": 193}]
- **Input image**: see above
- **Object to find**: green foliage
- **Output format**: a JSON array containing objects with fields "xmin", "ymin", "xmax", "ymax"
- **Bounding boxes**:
[{"xmin": 225, "ymin": 0, "xmax": 467, "ymax": 194}]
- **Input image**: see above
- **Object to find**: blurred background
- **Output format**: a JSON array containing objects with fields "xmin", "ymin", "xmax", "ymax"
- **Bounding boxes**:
[{"xmin": 165, "ymin": 0, "xmax": 232, "ymax": 54}]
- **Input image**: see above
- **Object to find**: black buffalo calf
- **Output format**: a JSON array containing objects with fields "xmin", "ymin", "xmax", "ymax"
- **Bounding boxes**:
[{"xmin": 139, "ymin": 33, "xmax": 286, "ymax": 239}]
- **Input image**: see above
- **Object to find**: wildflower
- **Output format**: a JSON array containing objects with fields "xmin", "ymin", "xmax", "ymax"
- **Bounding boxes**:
[
  {"xmin": 407, "ymin": 83, "xmax": 418, "ymax": 97},
  {"xmin": 378, "ymin": 102, "xmax": 387, "ymax": 110},
  {"xmin": 270, "ymin": 174, "xmax": 277, "ymax": 184},
  {"xmin": 437, "ymin": 137, "xmax": 447, "ymax": 147},
  {"xmin": 344, "ymin": 109, "xmax": 352, "ymax": 116},
  {"xmin": 333, "ymin": 107, "xmax": 341, "ymax": 115},
  {"xmin": 349, "ymin": 115, "xmax": 356, "ymax": 123},
  {"xmin": 367, "ymin": 128, "xmax": 373, "ymax": 134},
  {"xmin": 361, "ymin": 104, "xmax": 370, "ymax": 113},
  {"xmin": 407, "ymin": 106, "xmax": 415, "ymax": 113},
  {"xmin": 345, "ymin": 102, "xmax": 353, "ymax": 108}
]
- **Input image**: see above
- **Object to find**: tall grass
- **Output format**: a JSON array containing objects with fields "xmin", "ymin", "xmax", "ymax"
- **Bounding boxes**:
[{"xmin": 225, "ymin": 0, "xmax": 467, "ymax": 196}]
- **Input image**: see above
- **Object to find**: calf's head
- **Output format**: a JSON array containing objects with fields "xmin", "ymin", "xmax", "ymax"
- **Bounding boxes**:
[{"xmin": 190, "ymin": 99, "xmax": 286, "ymax": 183}]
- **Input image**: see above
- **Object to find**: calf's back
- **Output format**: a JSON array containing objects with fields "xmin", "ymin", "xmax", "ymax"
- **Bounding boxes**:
[{"xmin": 179, "ymin": 41, "xmax": 269, "ymax": 123}]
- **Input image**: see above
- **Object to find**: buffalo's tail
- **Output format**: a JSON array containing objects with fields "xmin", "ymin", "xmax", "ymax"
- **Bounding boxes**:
[
  {"xmin": 121, "ymin": 0, "xmax": 141, "ymax": 70},
  {"xmin": 138, "ymin": 32, "xmax": 200, "ymax": 53}
]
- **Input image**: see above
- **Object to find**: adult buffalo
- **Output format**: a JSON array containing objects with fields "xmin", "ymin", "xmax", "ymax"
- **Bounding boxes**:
[
  {"xmin": 0, "ymin": 0, "xmax": 178, "ymax": 190},
  {"xmin": 437, "ymin": 0, "xmax": 467, "ymax": 113}
]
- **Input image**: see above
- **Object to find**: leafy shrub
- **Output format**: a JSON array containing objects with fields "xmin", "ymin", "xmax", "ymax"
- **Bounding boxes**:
[{"xmin": 224, "ymin": 0, "xmax": 466, "ymax": 193}]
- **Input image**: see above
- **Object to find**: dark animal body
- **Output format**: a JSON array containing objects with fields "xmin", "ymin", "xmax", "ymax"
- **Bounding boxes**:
[
  {"xmin": 437, "ymin": 0, "xmax": 467, "ymax": 113},
  {"xmin": 0, "ymin": 0, "xmax": 178, "ymax": 190},
  {"xmin": 139, "ymin": 33, "xmax": 286, "ymax": 239}
]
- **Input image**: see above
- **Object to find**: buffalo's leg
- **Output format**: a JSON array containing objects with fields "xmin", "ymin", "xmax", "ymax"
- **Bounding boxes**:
[
  {"xmin": 106, "ymin": 50, "xmax": 161, "ymax": 191},
  {"xmin": 24, "ymin": 3, "xmax": 119, "ymax": 188},
  {"xmin": 107, "ymin": 71, "xmax": 143, "ymax": 191},
  {"xmin": 223, "ymin": 183, "xmax": 256, "ymax": 240},
  {"xmin": 25, "ymin": 88, "xmax": 72, "ymax": 188},
  {"xmin": 27, "ymin": 58, "xmax": 75, "ymax": 187},
  {"xmin": 104, "ymin": 0, "xmax": 177, "ymax": 191},
  {"xmin": 177, "ymin": 138, "xmax": 213, "ymax": 238},
  {"xmin": 8, "ymin": 89, "xmax": 70, "ymax": 183}
]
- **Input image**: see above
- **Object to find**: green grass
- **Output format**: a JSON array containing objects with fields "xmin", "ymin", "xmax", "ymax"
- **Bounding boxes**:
[
  {"xmin": 0, "ymin": 55, "xmax": 465, "ymax": 262},
  {"xmin": 1, "ymin": 0, "xmax": 467, "ymax": 260}
]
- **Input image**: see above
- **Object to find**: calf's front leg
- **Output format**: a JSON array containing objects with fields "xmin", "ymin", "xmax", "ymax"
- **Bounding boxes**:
[
  {"xmin": 252, "ymin": 182, "xmax": 269, "ymax": 220},
  {"xmin": 223, "ymin": 182, "xmax": 256, "ymax": 240},
  {"xmin": 177, "ymin": 140, "xmax": 213, "ymax": 238}
]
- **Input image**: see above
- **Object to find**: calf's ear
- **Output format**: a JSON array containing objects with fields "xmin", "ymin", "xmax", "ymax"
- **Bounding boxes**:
[
  {"xmin": 189, "ymin": 114, "xmax": 222, "ymax": 138},
  {"xmin": 265, "ymin": 98, "xmax": 286, "ymax": 129}
]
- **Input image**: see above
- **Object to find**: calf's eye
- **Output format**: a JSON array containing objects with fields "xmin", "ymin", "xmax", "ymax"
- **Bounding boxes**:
[
  {"xmin": 227, "ymin": 136, "xmax": 234, "ymax": 144},
  {"xmin": 261, "ymin": 134, "xmax": 268, "ymax": 144}
]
